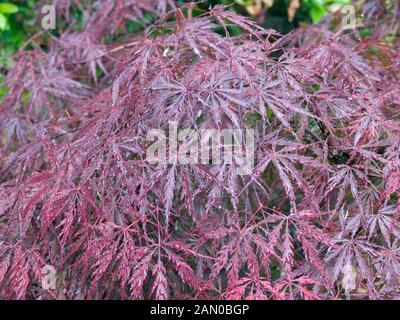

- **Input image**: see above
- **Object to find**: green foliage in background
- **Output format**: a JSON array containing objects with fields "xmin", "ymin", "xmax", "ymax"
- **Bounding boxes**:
[
  {"xmin": 0, "ymin": 1, "xmax": 37, "ymax": 68},
  {"xmin": 301, "ymin": 0, "xmax": 350, "ymax": 23},
  {"xmin": 0, "ymin": 2, "xmax": 18, "ymax": 31}
]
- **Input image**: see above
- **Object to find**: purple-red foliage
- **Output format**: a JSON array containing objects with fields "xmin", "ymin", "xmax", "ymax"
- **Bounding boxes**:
[{"xmin": 1, "ymin": 1, "xmax": 400, "ymax": 300}]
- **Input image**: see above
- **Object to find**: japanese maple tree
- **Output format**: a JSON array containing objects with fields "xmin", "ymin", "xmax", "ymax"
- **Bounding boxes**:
[{"xmin": 0, "ymin": 0, "xmax": 400, "ymax": 300}]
